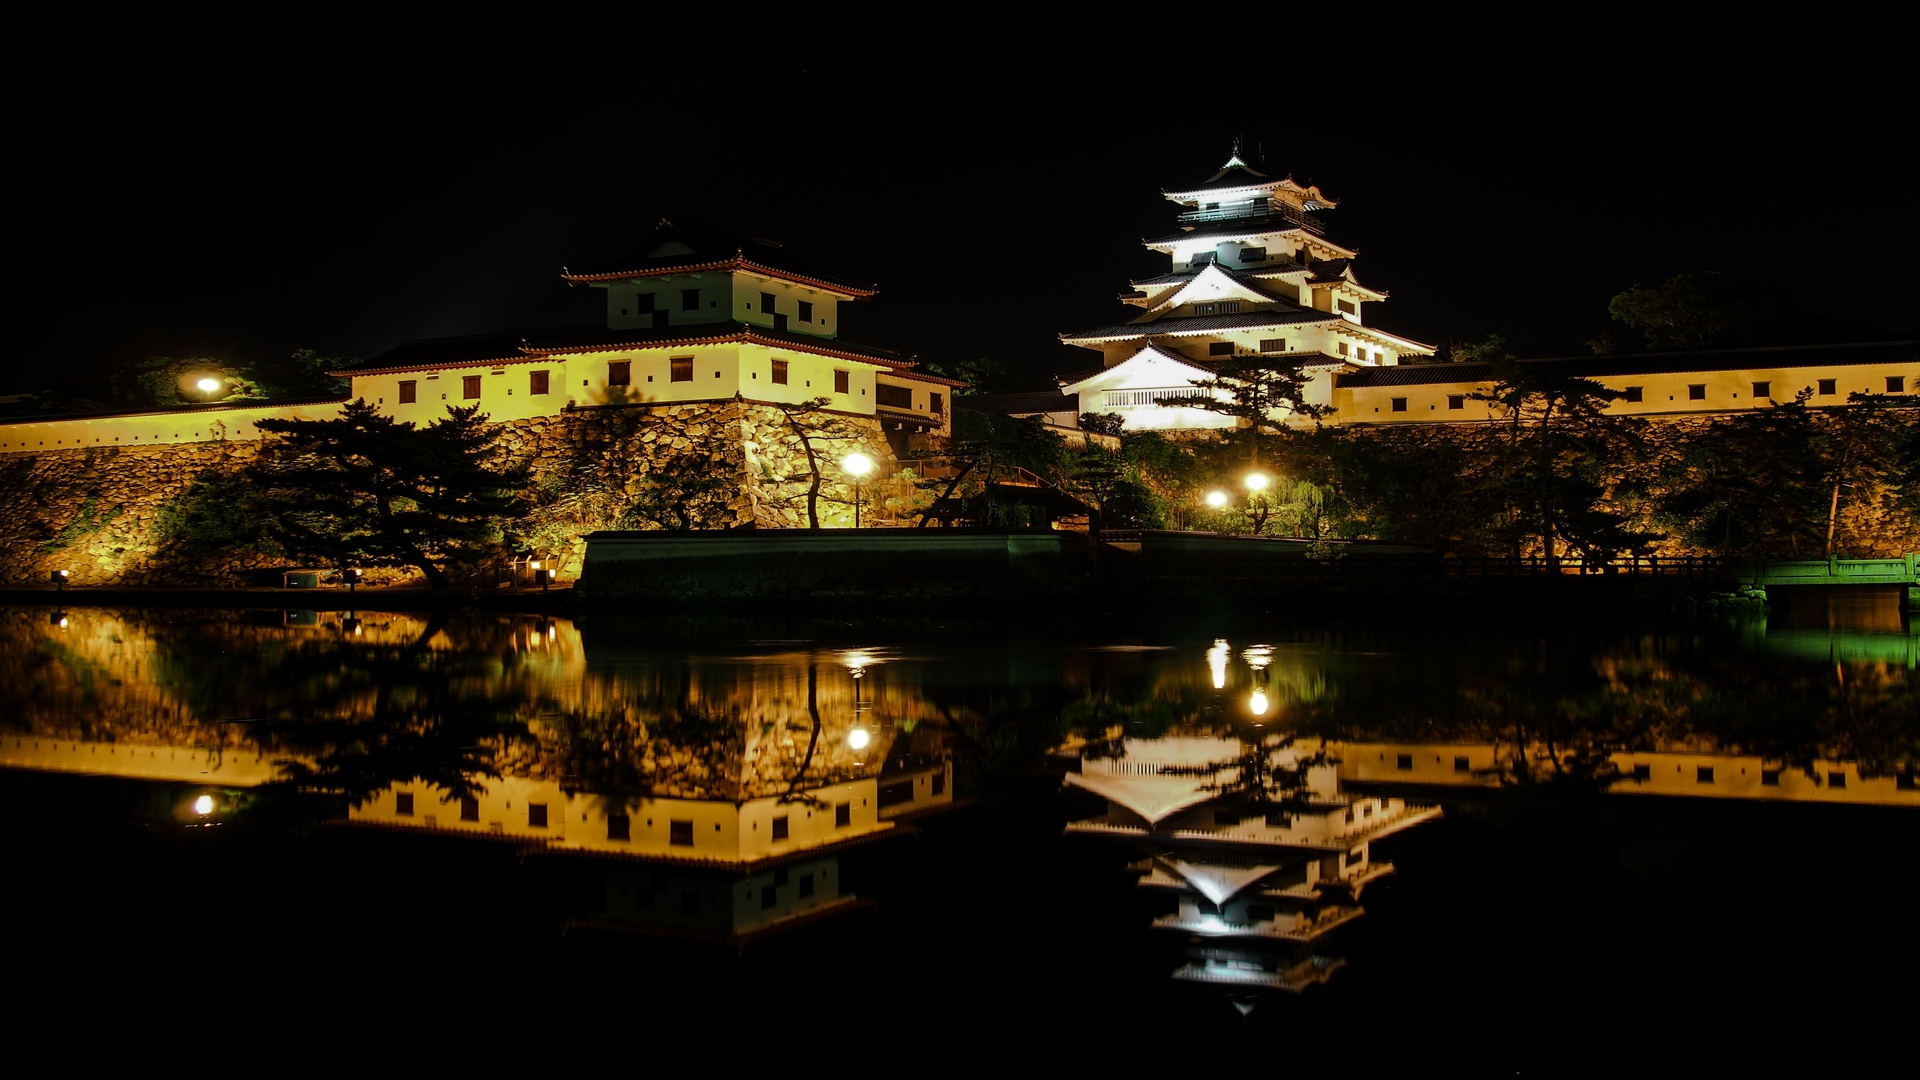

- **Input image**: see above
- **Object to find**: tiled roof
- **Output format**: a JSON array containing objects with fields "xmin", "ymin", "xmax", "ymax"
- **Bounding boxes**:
[
  {"xmin": 343, "ymin": 326, "xmax": 601, "ymax": 375},
  {"xmin": 1144, "ymin": 220, "xmax": 1315, "ymax": 246},
  {"xmin": 1130, "ymin": 263, "xmax": 1308, "ymax": 288},
  {"xmin": 562, "ymin": 219, "xmax": 876, "ymax": 296},
  {"xmin": 1063, "ymin": 309, "xmax": 1339, "ymax": 342},
  {"xmin": 523, "ymin": 322, "xmax": 914, "ymax": 366},
  {"xmin": 1335, "ymin": 340, "xmax": 1920, "ymax": 387},
  {"xmin": 954, "ymin": 391, "xmax": 1080, "ymax": 415}
]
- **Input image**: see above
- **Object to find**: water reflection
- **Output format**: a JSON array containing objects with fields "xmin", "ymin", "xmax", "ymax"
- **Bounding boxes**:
[{"xmin": 1, "ymin": 602, "xmax": 1913, "ymax": 993}]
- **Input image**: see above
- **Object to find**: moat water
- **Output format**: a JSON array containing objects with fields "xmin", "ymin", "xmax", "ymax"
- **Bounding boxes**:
[{"xmin": 3, "ymin": 598, "xmax": 1913, "ymax": 1062}]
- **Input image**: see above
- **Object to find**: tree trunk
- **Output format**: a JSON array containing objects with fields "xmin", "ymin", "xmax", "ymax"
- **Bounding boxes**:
[
  {"xmin": 917, "ymin": 460, "xmax": 975, "ymax": 528},
  {"xmin": 1825, "ymin": 477, "xmax": 1841, "ymax": 559},
  {"xmin": 784, "ymin": 411, "xmax": 823, "ymax": 530}
]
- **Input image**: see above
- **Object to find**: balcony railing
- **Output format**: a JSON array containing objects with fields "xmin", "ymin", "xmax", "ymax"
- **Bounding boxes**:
[
  {"xmin": 1101, "ymin": 387, "xmax": 1218, "ymax": 408},
  {"xmin": 1176, "ymin": 201, "xmax": 1326, "ymax": 236}
]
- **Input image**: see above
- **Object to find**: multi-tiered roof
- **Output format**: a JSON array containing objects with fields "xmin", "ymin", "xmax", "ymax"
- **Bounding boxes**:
[{"xmin": 1056, "ymin": 151, "xmax": 1435, "ymax": 429}]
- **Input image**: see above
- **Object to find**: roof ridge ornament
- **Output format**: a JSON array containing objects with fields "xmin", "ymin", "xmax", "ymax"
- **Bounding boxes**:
[{"xmin": 1224, "ymin": 136, "xmax": 1247, "ymax": 170}]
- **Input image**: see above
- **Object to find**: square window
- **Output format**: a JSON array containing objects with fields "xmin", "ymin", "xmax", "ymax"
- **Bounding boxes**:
[
  {"xmin": 833, "ymin": 369, "xmax": 850, "ymax": 394},
  {"xmin": 681, "ymin": 288, "xmax": 700, "ymax": 312},
  {"xmin": 1624, "ymin": 386, "xmax": 1643, "ymax": 403},
  {"xmin": 1632, "ymin": 764, "xmax": 1652, "ymax": 780},
  {"xmin": 1761, "ymin": 769, "xmax": 1781, "ymax": 786},
  {"xmin": 669, "ymin": 819, "xmax": 694, "ymax": 846},
  {"xmin": 1696, "ymin": 767, "xmax": 1715, "ymax": 783},
  {"xmin": 771, "ymin": 359, "xmax": 789, "ymax": 384},
  {"xmin": 608, "ymin": 361, "xmax": 631, "ymax": 387},
  {"xmin": 462, "ymin": 375, "xmax": 482, "ymax": 400},
  {"xmin": 1751, "ymin": 381, "xmax": 1771, "ymax": 399},
  {"xmin": 529, "ymin": 370, "xmax": 549, "ymax": 395},
  {"xmin": 670, "ymin": 357, "xmax": 693, "ymax": 383},
  {"xmin": 607, "ymin": 813, "xmax": 630, "ymax": 841},
  {"xmin": 834, "ymin": 803, "xmax": 851, "ymax": 828},
  {"xmin": 1337, "ymin": 342, "xmax": 1349, "ymax": 356},
  {"xmin": 797, "ymin": 873, "xmax": 815, "ymax": 898},
  {"xmin": 1396, "ymin": 754, "xmax": 1413, "ymax": 770},
  {"xmin": 395, "ymin": 792, "xmax": 414, "ymax": 816},
  {"xmin": 1390, "ymin": 397, "xmax": 1408, "ymax": 413},
  {"xmin": 1828, "ymin": 771, "xmax": 1847, "ymax": 788},
  {"xmin": 1817, "ymin": 379, "xmax": 1836, "ymax": 395},
  {"xmin": 398, "ymin": 380, "xmax": 417, "ymax": 404},
  {"xmin": 760, "ymin": 292, "xmax": 777, "ymax": 316},
  {"xmin": 527, "ymin": 803, "xmax": 548, "ymax": 827},
  {"xmin": 459, "ymin": 795, "xmax": 479, "ymax": 821},
  {"xmin": 798, "ymin": 300, "xmax": 814, "ymax": 323},
  {"xmin": 1208, "ymin": 341, "xmax": 1234, "ymax": 356},
  {"xmin": 1888, "ymin": 376, "xmax": 1907, "ymax": 393},
  {"xmin": 1454, "ymin": 756, "xmax": 1470, "ymax": 772},
  {"xmin": 1448, "ymin": 394, "xmax": 1465, "ymax": 410},
  {"xmin": 771, "ymin": 814, "xmax": 789, "ymax": 840},
  {"xmin": 1688, "ymin": 384, "xmax": 1706, "ymax": 400}
]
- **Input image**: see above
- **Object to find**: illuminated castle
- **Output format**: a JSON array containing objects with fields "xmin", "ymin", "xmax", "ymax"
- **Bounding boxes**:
[{"xmin": 1056, "ymin": 147, "xmax": 1435, "ymax": 432}]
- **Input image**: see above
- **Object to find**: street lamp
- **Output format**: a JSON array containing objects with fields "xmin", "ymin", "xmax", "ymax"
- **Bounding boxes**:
[
  {"xmin": 1205, "ymin": 490, "xmax": 1229, "ymax": 509},
  {"xmin": 195, "ymin": 377, "xmax": 222, "ymax": 395},
  {"xmin": 841, "ymin": 452, "xmax": 875, "ymax": 528},
  {"xmin": 1243, "ymin": 472, "xmax": 1270, "ymax": 493}
]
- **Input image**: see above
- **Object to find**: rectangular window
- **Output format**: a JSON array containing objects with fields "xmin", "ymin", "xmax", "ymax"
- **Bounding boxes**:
[
  {"xmin": 670, "ymin": 356, "xmax": 693, "ymax": 383},
  {"xmin": 1454, "ymin": 756, "xmax": 1470, "ymax": 772},
  {"xmin": 395, "ymin": 792, "xmax": 414, "ymax": 816},
  {"xmin": 1632, "ymin": 764, "xmax": 1652, "ymax": 780},
  {"xmin": 834, "ymin": 803, "xmax": 851, "ymax": 828},
  {"xmin": 1194, "ymin": 303, "xmax": 1217, "ymax": 315},
  {"xmin": 760, "ymin": 884, "xmax": 779, "ymax": 910},
  {"xmin": 608, "ymin": 361, "xmax": 631, "ymax": 387},
  {"xmin": 459, "ymin": 795, "xmax": 479, "ymax": 821},
  {"xmin": 760, "ymin": 292, "xmax": 777, "ymax": 317},
  {"xmin": 1336, "ymin": 299, "xmax": 1357, "ymax": 315},
  {"xmin": 398, "ymin": 380, "xmax": 417, "ymax": 404},
  {"xmin": 462, "ymin": 375, "xmax": 482, "ymax": 400},
  {"xmin": 1238, "ymin": 247, "xmax": 1266, "ymax": 262},
  {"xmin": 1828, "ymin": 771, "xmax": 1846, "ymax": 788},
  {"xmin": 681, "ymin": 288, "xmax": 700, "ymax": 312},
  {"xmin": 1396, "ymin": 754, "xmax": 1413, "ymax": 770},
  {"xmin": 634, "ymin": 293, "xmax": 655, "ymax": 313},
  {"xmin": 1688, "ymin": 384, "xmax": 1706, "ymax": 400},
  {"xmin": 1761, "ymin": 769, "xmax": 1781, "ymax": 786},
  {"xmin": 1448, "ymin": 394, "xmax": 1466, "ymax": 410},
  {"xmin": 1889, "ymin": 376, "xmax": 1907, "ymax": 393},
  {"xmin": 1752, "ymin": 381, "xmax": 1771, "ymax": 399},
  {"xmin": 529, "ymin": 370, "xmax": 549, "ymax": 395},
  {"xmin": 668, "ymin": 819, "xmax": 694, "ymax": 846},
  {"xmin": 833, "ymin": 369, "xmax": 850, "ymax": 394},
  {"xmin": 1259, "ymin": 339, "xmax": 1286, "ymax": 353},
  {"xmin": 1624, "ymin": 386, "xmax": 1643, "ymax": 402},
  {"xmin": 771, "ymin": 814, "xmax": 789, "ymax": 841},
  {"xmin": 1337, "ymin": 342, "xmax": 1349, "ymax": 356},
  {"xmin": 875, "ymin": 383, "xmax": 912, "ymax": 409},
  {"xmin": 1696, "ymin": 767, "xmax": 1715, "ymax": 784},
  {"xmin": 931, "ymin": 770, "xmax": 946, "ymax": 795},
  {"xmin": 797, "ymin": 873, "xmax": 815, "ymax": 897},
  {"xmin": 1817, "ymin": 378, "xmax": 1837, "ymax": 395},
  {"xmin": 1390, "ymin": 398, "xmax": 1408, "ymax": 413},
  {"xmin": 528, "ymin": 803, "xmax": 548, "ymax": 827},
  {"xmin": 1189, "ymin": 252, "xmax": 1213, "ymax": 267},
  {"xmin": 607, "ymin": 813, "xmax": 630, "ymax": 841},
  {"xmin": 1208, "ymin": 341, "xmax": 1235, "ymax": 356},
  {"xmin": 930, "ymin": 392, "xmax": 944, "ymax": 415},
  {"xmin": 771, "ymin": 359, "xmax": 789, "ymax": 384},
  {"xmin": 1219, "ymin": 301, "xmax": 1241, "ymax": 314},
  {"xmin": 798, "ymin": 300, "xmax": 814, "ymax": 323}
]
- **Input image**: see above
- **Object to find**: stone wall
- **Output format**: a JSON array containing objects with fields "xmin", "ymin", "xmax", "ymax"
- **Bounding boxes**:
[{"xmin": 0, "ymin": 399, "xmax": 897, "ymax": 588}]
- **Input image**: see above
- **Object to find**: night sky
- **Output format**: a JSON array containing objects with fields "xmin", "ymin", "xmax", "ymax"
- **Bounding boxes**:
[{"xmin": 14, "ymin": 34, "xmax": 1914, "ymax": 398}]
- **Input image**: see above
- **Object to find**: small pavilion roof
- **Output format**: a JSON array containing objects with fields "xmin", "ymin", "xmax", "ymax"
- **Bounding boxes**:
[
  {"xmin": 1160, "ymin": 857, "xmax": 1286, "ymax": 905},
  {"xmin": 562, "ymin": 219, "xmax": 877, "ymax": 297},
  {"xmin": 1064, "ymin": 770, "xmax": 1219, "ymax": 825}
]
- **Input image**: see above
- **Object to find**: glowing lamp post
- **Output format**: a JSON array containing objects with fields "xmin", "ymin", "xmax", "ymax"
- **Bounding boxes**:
[
  {"xmin": 193, "ymin": 795, "xmax": 214, "ymax": 816},
  {"xmin": 195, "ymin": 377, "xmax": 222, "ymax": 396},
  {"xmin": 841, "ymin": 452, "xmax": 875, "ymax": 528},
  {"xmin": 344, "ymin": 567, "xmax": 361, "ymax": 595},
  {"xmin": 847, "ymin": 728, "xmax": 871, "ymax": 751},
  {"xmin": 1243, "ymin": 472, "xmax": 1270, "ymax": 493},
  {"xmin": 529, "ymin": 559, "xmax": 549, "ymax": 591},
  {"xmin": 51, "ymin": 569, "xmax": 68, "ymax": 592}
]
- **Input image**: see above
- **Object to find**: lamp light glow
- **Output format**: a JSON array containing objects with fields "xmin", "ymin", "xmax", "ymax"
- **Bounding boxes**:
[
  {"xmin": 848, "ymin": 729, "xmax": 871, "ymax": 750},
  {"xmin": 1207, "ymin": 639, "xmax": 1230, "ymax": 689},
  {"xmin": 196, "ymin": 377, "xmax": 221, "ymax": 394},
  {"xmin": 1243, "ymin": 473, "xmax": 1270, "ymax": 492},
  {"xmin": 841, "ymin": 452, "xmax": 874, "ymax": 478},
  {"xmin": 193, "ymin": 795, "xmax": 214, "ymax": 815},
  {"xmin": 1205, "ymin": 490, "xmax": 1229, "ymax": 508},
  {"xmin": 1248, "ymin": 690, "xmax": 1269, "ymax": 716}
]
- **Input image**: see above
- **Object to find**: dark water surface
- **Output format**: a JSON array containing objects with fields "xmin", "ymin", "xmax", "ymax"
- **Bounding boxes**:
[{"xmin": 4, "ymin": 601, "xmax": 1914, "ymax": 1063}]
